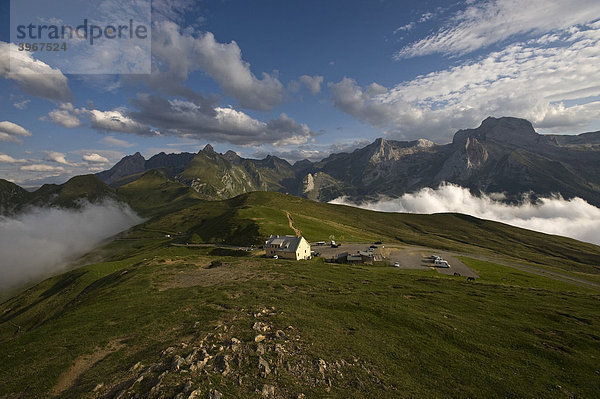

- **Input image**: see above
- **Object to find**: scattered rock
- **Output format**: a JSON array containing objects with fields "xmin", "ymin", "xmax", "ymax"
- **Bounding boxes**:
[
  {"xmin": 230, "ymin": 337, "xmax": 241, "ymax": 351},
  {"xmin": 93, "ymin": 383, "xmax": 104, "ymax": 392},
  {"xmin": 188, "ymin": 388, "xmax": 203, "ymax": 398},
  {"xmin": 185, "ymin": 348, "xmax": 199, "ymax": 363},
  {"xmin": 131, "ymin": 362, "xmax": 143, "ymax": 371},
  {"xmin": 181, "ymin": 379, "xmax": 193, "ymax": 394},
  {"xmin": 208, "ymin": 389, "xmax": 223, "ymax": 399},
  {"xmin": 215, "ymin": 355, "xmax": 231, "ymax": 375},
  {"xmin": 318, "ymin": 359, "xmax": 327, "ymax": 375},
  {"xmin": 162, "ymin": 346, "xmax": 176, "ymax": 356},
  {"xmin": 172, "ymin": 355, "xmax": 186, "ymax": 371},
  {"xmin": 261, "ymin": 384, "xmax": 275, "ymax": 397},
  {"xmin": 275, "ymin": 330, "xmax": 285, "ymax": 338},
  {"xmin": 253, "ymin": 321, "xmax": 270, "ymax": 332},
  {"xmin": 255, "ymin": 334, "xmax": 266, "ymax": 343},
  {"xmin": 258, "ymin": 356, "xmax": 271, "ymax": 377},
  {"xmin": 256, "ymin": 343, "xmax": 265, "ymax": 355}
]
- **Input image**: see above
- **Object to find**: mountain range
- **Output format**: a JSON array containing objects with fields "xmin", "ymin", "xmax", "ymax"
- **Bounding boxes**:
[
  {"xmin": 97, "ymin": 116, "xmax": 600, "ymax": 205},
  {"xmin": 2, "ymin": 116, "xmax": 600, "ymax": 215}
]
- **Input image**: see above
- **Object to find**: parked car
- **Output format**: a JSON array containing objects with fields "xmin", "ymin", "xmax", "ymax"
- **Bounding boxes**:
[{"xmin": 393, "ymin": 262, "xmax": 400, "ymax": 267}]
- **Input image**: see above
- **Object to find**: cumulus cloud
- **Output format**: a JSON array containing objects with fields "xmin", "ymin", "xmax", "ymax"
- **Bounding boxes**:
[
  {"xmin": 151, "ymin": 21, "xmax": 285, "ymax": 110},
  {"xmin": 44, "ymin": 151, "xmax": 73, "ymax": 166},
  {"xmin": 0, "ymin": 154, "xmax": 28, "ymax": 163},
  {"xmin": 331, "ymin": 23, "xmax": 600, "ymax": 140},
  {"xmin": 46, "ymin": 103, "xmax": 83, "ymax": 128},
  {"xmin": 82, "ymin": 153, "xmax": 110, "ymax": 163},
  {"xmin": 395, "ymin": 0, "xmax": 600, "ymax": 58},
  {"xmin": 330, "ymin": 183, "xmax": 600, "ymax": 246},
  {"xmin": 0, "ymin": 41, "xmax": 71, "ymax": 102},
  {"xmin": 0, "ymin": 201, "xmax": 143, "ymax": 293},
  {"xmin": 0, "ymin": 121, "xmax": 32, "ymax": 143},
  {"xmin": 299, "ymin": 75, "xmax": 324, "ymax": 95},
  {"xmin": 89, "ymin": 108, "xmax": 156, "ymax": 136}
]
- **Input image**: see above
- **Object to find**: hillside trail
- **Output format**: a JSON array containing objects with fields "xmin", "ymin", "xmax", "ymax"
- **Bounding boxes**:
[
  {"xmin": 285, "ymin": 211, "xmax": 302, "ymax": 237},
  {"xmin": 52, "ymin": 338, "xmax": 126, "ymax": 395}
]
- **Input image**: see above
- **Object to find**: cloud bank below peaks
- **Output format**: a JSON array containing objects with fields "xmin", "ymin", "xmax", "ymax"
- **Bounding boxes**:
[
  {"xmin": 0, "ymin": 200, "xmax": 144, "ymax": 294},
  {"xmin": 330, "ymin": 183, "xmax": 600, "ymax": 246}
]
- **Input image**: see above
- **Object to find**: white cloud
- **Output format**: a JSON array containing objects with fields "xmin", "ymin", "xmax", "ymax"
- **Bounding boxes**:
[
  {"xmin": 152, "ymin": 21, "xmax": 285, "ymax": 110},
  {"xmin": 46, "ymin": 103, "xmax": 83, "ymax": 128},
  {"xmin": 13, "ymin": 100, "xmax": 30, "ymax": 110},
  {"xmin": 394, "ymin": 22, "xmax": 416, "ymax": 34},
  {"xmin": 89, "ymin": 108, "xmax": 155, "ymax": 135},
  {"xmin": 331, "ymin": 184, "xmax": 600, "ymax": 246},
  {"xmin": 44, "ymin": 151, "xmax": 73, "ymax": 166},
  {"xmin": 0, "ymin": 154, "xmax": 27, "ymax": 163},
  {"xmin": 0, "ymin": 121, "xmax": 32, "ymax": 143},
  {"xmin": 299, "ymin": 75, "xmax": 324, "ymax": 95},
  {"xmin": 99, "ymin": 136, "xmax": 135, "ymax": 148},
  {"xmin": 395, "ymin": 0, "xmax": 600, "ymax": 59},
  {"xmin": 0, "ymin": 41, "xmax": 71, "ymax": 102},
  {"xmin": 20, "ymin": 164, "xmax": 65, "ymax": 172},
  {"xmin": 82, "ymin": 153, "xmax": 110, "ymax": 163},
  {"xmin": 331, "ymin": 23, "xmax": 600, "ymax": 140},
  {"xmin": 0, "ymin": 200, "xmax": 143, "ymax": 293}
]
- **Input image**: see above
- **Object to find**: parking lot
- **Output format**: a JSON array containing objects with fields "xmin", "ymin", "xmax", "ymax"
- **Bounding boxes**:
[
  {"xmin": 313, "ymin": 242, "xmax": 478, "ymax": 278},
  {"xmin": 312, "ymin": 242, "xmax": 384, "ymax": 261}
]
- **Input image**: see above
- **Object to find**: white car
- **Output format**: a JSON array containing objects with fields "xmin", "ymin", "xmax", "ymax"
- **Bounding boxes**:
[{"xmin": 393, "ymin": 262, "xmax": 400, "ymax": 267}]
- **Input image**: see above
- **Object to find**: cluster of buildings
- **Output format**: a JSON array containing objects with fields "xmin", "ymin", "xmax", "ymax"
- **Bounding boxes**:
[{"xmin": 265, "ymin": 234, "xmax": 375, "ymax": 265}]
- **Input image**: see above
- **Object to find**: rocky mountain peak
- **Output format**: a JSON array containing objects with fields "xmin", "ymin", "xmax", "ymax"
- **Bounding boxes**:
[
  {"xmin": 368, "ymin": 137, "xmax": 437, "ymax": 164},
  {"xmin": 223, "ymin": 150, "xmax": 241, "ymax": 163},
  {"xmin": 453, "ymin": 117, "xmax": 538, "ymax": 146},
  {"xmin": 202, "ymin": 144, "xmax": 216, "ymax": 154}
]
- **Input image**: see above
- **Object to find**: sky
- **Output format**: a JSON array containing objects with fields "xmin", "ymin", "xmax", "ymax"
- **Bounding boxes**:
[{"xmin": 1, "ymin": 0, "xmax": 600, "ymax": 188}]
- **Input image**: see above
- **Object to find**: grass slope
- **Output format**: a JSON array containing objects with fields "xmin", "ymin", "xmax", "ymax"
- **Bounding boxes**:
[
  {"xmin": 137, "ymin": 191, "xmax": 600, "ymax": 275},
  {"xmin": 1, "ymin": 241, "xmax": 599, "ymax": 398}
]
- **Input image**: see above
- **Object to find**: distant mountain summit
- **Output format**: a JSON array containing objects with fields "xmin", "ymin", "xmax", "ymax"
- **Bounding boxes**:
[{"xmin": 92, "ymin": 116, "xmax": 600, "ymax": 206}]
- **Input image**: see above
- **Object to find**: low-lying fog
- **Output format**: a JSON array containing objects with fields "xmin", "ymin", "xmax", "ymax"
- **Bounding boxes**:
[
  {"xmin": 330, "ymin": 183, "xmax": 600, "ymax": 246},
  {"xmin": 0, "ymin": 200, "xmax": 143, "ymax": 295}
]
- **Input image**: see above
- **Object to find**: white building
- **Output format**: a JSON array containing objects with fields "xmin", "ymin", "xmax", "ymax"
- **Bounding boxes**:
[{"xmin": 265, "ymin": 235, "xmax": 311, "ymax": 260}]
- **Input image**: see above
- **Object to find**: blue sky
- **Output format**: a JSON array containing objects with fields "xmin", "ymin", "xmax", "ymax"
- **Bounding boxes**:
[{"xmin": 1, "ymin": 0, "xmax": 600, "ymax": 187}]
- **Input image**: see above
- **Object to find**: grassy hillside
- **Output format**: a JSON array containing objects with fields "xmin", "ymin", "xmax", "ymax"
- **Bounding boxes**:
[
  {"xmin": 3, "ymin": 175, "xmax": 117, "ymax": 213},
  {"xmin": 0, "ymin": 178, "xmax": 30, "ymax": 215},
  {"xmin": 135, "ymin": 191, "xmax": 600, "ymax": 275},
  {"xmin": 1, "ymin": 240, "xmax": 599, "ymax": 398},
  {"xmin": 116, "ymin": 169, "xmax": 201, "ymax": 216}
]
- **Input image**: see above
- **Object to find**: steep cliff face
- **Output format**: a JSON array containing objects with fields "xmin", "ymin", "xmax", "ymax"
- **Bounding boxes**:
[{"xmin": 307, "ymin": 117, "xmax": 600, "ymax": 204}]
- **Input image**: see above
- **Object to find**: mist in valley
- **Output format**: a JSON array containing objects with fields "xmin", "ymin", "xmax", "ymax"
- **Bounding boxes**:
[
  {"xmin": 0, "ymin": 200, "xmax": 143, "ymax": 295},
  {"xmin": 331, "ymin": 183, "xmax": 600, "ymax": 246}
]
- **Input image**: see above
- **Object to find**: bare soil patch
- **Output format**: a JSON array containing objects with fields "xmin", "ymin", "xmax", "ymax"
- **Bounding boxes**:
[{"xmin": 52, "ymin": 338, "xmax": 125, "ymax": 395}]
